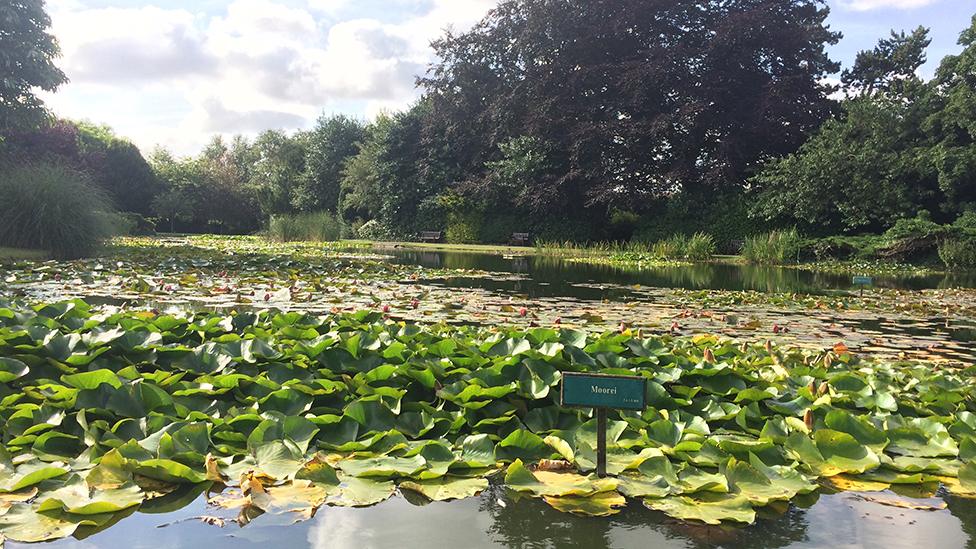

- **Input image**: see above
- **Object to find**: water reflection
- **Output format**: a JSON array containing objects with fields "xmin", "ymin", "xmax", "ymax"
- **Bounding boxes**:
[
  {"xmin": 19, "ymin": 482, "xmax": 973, "ymax": 549},
  {"xmin": 386, "ymin": 250, "xmax": 976, "ymax": 296}
]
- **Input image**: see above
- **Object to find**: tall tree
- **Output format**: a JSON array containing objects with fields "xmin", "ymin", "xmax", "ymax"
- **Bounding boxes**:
[
  {"xmin": 293, "ymin": 114, "xmax": 365, "ymax": 213},
  {"xmin": 0, "ymin": 0, "xmax": 68, "ymax": 131},
  {"xmin": 420, "ymin": 0, "xmax": 841, "ymax": 215},
  {"xmin": 923, "ymin": 15, "xmax": 976, "ymax": 214},
  {"xmin": 841, "ymin": 27, "xmax": 930, "ymax": 96},
  {"xmin": 248, "ymin": 130, "xmax": 308, "ymax": 217}
]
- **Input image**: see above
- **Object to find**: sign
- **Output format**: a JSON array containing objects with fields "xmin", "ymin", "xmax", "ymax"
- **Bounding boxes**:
[
  {"xmin": 561, "ymin": 372, "xmax": 646, "ymax": 411},
  {"xmin": 561, "ymin": 372, "xmax": 647, "ymax": 478},
  {"xmin": 853, "ymin": 276, "xmax": 873, "ymax": 286}
]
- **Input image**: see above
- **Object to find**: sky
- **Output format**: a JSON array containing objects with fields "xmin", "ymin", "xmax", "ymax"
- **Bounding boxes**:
[{"xmin": 39, "ymin": 0, "xmax": 975, "ymax": 155}]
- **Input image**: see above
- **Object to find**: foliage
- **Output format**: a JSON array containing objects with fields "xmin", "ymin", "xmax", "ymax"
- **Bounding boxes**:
[
  {"xmin": 293, "ymin": 114, "xmax": 365, "ymax": 213},
  {"xmin": 751, "ymin": 96, "xmax": 936, "ymax": 233},
  {"xmin": 149, "ymin": 143, "xmax": 262, "ymax": 234},
  {"xmin": 267, "ymin": 211, "xmax": 347, "ymax": 242},
  {"xmin": 800, "ymin": 235, "xmax": 883, "ymax": 261},
  {"xmin": 0, "ymin": 0, "xmax": 67, "ymax": 130},
  {"xmin": 742, "ymin": 230, "xmax": 802, "ymax": 265},
  {"xmin": 841, "ymin": 26, "xmax": 930, "ymax": 96},
  {"xmin": 0, "ymin": 163, "xmax": 116, "ymax": 258},
  {"xmin": 421, "ymin": 0, "xmax": 840, "ymax": 215},
  {"xmin": 150, "ymin": 188, "xmax": 193, "ymax": 233},
  {"xmin": 939, "ymin": 237, "xmax": 976, "ymax": 270},
  {"xmin": 247, "ymin": 130, "xmax": 307, "ymax": 218},
  {"xmin": 340, "ymin": 115, "xmax": 392, "ymax": 224},
  {"xmin": 355, "ymin": 219, "xmax": 394, "ymax": 241},
  {"xmin": 753, "ymin": 17, "xmax": 976, "ymax": 231},
  {"xmin": 683, "ymin": 233, "xmax": 717, "ymax": 261},
  {"xmin": 1, "ymin": 120, "xmax": 159, "ymax": 215},
  {"xmin": 0, "ymin": 298, "xmax": 973, "ymax": 541}
]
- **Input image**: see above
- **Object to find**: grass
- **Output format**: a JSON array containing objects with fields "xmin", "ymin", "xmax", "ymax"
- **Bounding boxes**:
[
  {"xmin": 0, "ymin": 163, "xmax": 117, "ymax": 259},
  {"xmin": 267, "ymin": 211, "xmax": 348, "ymax": 242},
  {"xmin": 742, "ymin": 229, "xmax": 802, "ymax": 265},
  {"xmin": 535, "ymin": 233, "xmax": 716, "ymax": 262},
  {"xmin": 0, "ymin": 247, "xmax": 47, "ymax": 260}
]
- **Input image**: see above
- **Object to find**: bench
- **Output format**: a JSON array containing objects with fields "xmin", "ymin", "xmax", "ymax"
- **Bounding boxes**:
[
  {"xmin": 511, "ymin": 232, "xmax": 531, "ymax": 246},
  {"xmin": 420, "ymin": 231, "xmax": 443, "ymax": 243}
]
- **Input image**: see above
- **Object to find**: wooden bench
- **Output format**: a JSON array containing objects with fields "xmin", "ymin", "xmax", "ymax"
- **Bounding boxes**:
[
  {"xmin": 511, "ymin": 232, "xmax": 531, "ymax": 246},
  {"xmin": 419, "ymin": 231, "xmax": 443, "ymax": 243}
]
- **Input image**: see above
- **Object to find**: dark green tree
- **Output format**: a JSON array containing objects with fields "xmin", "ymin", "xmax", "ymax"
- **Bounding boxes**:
[
  {"xmin": 248, "ymin": 130, "xmax": 308, "ymax": 218},
  {"xmin": 841, "ymin": 26, "xmax": 930, "ymax": 96},
  {"xmin": 293, "ymin": 114, "xmax": 365, "ymax": 213},
  {"xmin": 0, "ymin": 0, "xmax": 68, "ymax": 130},
  {"xmin": 923, "ymin": 15, "xmax": 976, "ymax": 214}
]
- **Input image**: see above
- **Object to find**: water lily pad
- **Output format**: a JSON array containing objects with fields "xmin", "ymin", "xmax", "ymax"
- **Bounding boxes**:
[{"xmin": 399, "ymin": 477, "xmax": 488, "ymax": 501}]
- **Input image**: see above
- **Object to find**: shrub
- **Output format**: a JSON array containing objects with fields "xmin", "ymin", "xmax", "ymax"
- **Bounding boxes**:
[
  {"xmin": 953, "ymin": 211, "xmax": 976, "ymax": 235},
  {"xmin": 939, "ymin": 237, "xmax": 976, "ymax": 270},
  {"xmin": 445, "ymin": 211, "xmax": 481, "ymax": 244},
  {"xmin": 742, "ymin": 229, "xmax": 802, "ymax": 264},
  {"xmin": 0, "ymin": 163, "xmax": 117, "ymax": 259},
  {"xmin": 267, "ymin": 211, "xmax": 346, "ymax": 242},
  {"xmin": 801, "ymin": 235, "xmax": 883, "ymax": 261},
  {"xmin": 356, "ymin": 219, "xmax": 394, "ymax": 241},
  {"xmin": 684, "ymin": 232, "xmax": 717, "ymax": 260},
  {"xmin": 882, "ymin": 211, "xmax": 948, "ymax": 243}
]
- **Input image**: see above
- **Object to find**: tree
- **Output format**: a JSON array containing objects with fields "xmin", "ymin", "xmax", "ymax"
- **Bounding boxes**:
[
  {"xmin": 923, "ymin": 15, "xmax": 976, "ymax": 214},
  {"xmin": 0, "ymin": 0, "xmax": 68, "ymax": 131},
  {"xmin": 419, "ymin": 0, "xmax": 841, "ymax": 216},
  {"xmin": 0, "ymin": 120, "xmax": 159, "ymax": 214},
  {"xmin": 752, "ymin": 17, "xmax": 976, "ymax": 231},
  {"xmin": 841, "ymin": 27, "xmax": 930, "ymax": 96},
  {"xmin": 751, "ymin": 96, "xmax": 937, "ymax": 232},
  {"xmin": 339, "ymin": 114, "xmax": 393, "ymax": 223},
  {"xmin": 151, "ymin": 188, "xmax": 192, "ymax": 233},
  {"xmin": 248, "ymin": 130, "xmax": 308, "ymax": 218},
  {"xmin": 293, "ymin": 114, "xmax": 365, "ymax": 213}
]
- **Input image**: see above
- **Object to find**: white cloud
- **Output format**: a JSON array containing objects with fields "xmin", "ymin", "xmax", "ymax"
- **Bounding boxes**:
[
  {"xmin": 834, "ymin": 0, "xmax": 940, "ymax": 11},
  {"xmin": 44, "ymin": 0, "xmax": 497, "ymax": 155}
]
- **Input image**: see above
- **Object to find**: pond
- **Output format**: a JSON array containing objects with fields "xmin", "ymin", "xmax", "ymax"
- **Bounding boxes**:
[
  {"xmin": 384, "ymin": 249, "xmax": 976, "ymax": 296},
  {"xmin": 2, "ymin": 238, "xmax": 976, "ymax": 549},
  {"xmin": 13, "ymin": 480, "xmax": 976, "ymax": 549}
]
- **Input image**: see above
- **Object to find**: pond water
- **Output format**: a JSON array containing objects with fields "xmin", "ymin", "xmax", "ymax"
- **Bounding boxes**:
[
  {"xmin": 384, "ymin": 249, "xmax": 976, "ymax": 296},
  {"xmin": 14, "ymin": 481, "xmax": 976, "ymax": 549},
  {"xmin": 7, "ymin": 243, "xmax": 976, "ymax": 548}
]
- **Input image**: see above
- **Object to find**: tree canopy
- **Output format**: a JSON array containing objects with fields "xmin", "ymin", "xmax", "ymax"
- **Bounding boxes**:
[{"xmin": 0, "ymin": 0, "xmax": 67, "ymax": 130}]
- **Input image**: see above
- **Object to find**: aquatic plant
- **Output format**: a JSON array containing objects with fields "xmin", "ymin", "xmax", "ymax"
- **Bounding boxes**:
[
  {"xmin": 0, "ymin": 299, "xmax": 973, "ymax": 541},
  {"xmin": 742, "ymin": 229, "xmax": 802, "ymax": 265}
]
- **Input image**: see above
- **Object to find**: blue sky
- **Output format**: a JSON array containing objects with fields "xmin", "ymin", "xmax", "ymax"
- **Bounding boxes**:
[{"xmin": 41, "ymin": 0, "xmax": 973, "ymax": 155}]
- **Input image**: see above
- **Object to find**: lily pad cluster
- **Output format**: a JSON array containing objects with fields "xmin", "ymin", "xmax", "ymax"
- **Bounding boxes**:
[{"xmin": 0, "ymin": 298, "xmax": 975, "ymax": 542}]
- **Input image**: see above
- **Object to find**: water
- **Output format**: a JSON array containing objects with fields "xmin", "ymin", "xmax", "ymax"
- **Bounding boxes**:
[
  {"xmin": 384, "ymin": 249, "xmax": 976, "ymax": 296},
  {"xmin": 9, "ymin": 247, "xmax": 976, "ymax": 548},
  {"xmin": 15, "ymin": 483, "xmax": 976, "ymax": 549}
]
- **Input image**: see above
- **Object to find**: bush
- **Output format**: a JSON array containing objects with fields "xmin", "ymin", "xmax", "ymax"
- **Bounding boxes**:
[
  {"xmin": 0, "ymin": 163, "xmax": 117, "ymax": 259},
  {"xmin": 882, "ymin": 211, "xmax": 947, "ymax": 243},
  {"xmin": 742, "ymin": 229, "xmax": 802, "ymax": 264},
  {"xmin": 267, "ymin": 211, "xmax": 347, "ymax": 242},
  {"xmin": 939, "ymin": 237, "xmax": 976, "ymax": 270},
  {"xmin": 801, "ymin": 235, "xmax": 882, "ymax": 261},
  {"xmin": 684, "ymin": 232, "xmax": 717, "ymax": 260},
  {"xmin": 445, "ymin": 211, "xmax": 481, "ymax": 244},
  {"xmin": 356, "ymin": 219, "xmax": 394, "ymax": 241},
  {"xmin": 652, "ymin": 236, "xmax": 684, "ymax": 259}
]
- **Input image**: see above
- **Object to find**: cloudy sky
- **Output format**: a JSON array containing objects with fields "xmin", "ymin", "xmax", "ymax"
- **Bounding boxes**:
[{"xmin": 40, "ymin": 0, "xmax": 972, "ymax": 155}]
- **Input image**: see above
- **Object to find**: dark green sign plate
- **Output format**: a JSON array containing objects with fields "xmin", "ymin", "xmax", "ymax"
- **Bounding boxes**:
[
  {"xmin": 561, "ymin": 372, "xmax": 646, "ymax": 411},
  {"xmin": 853, "ymin": 276, "xmax": 873, "ymax": 286}
]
